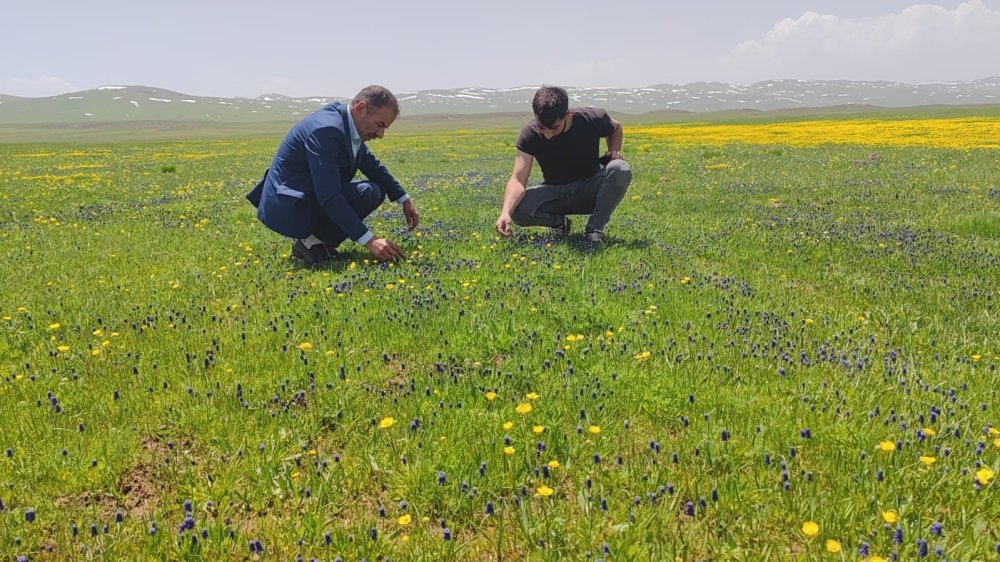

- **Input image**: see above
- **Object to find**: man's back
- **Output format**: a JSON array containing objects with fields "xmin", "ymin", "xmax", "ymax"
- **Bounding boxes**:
[{"xmin": 269, "ymin": 103, "xmax": 353, "ymax": 196}]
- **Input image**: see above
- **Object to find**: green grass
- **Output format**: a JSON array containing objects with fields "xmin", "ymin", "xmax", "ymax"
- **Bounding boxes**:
[
  {"xmin": 5, "ymin": 103, "xmax": 1000, "ymax": 143},
  {"xmin": 0, "ymin": 125, "xmax": 997, "ymax": 561}
]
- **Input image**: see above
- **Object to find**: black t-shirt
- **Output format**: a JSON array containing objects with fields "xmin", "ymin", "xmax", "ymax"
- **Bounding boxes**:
[{"xmin": 516, "ymin": 107, "xmax": 615, "ymax": 185}]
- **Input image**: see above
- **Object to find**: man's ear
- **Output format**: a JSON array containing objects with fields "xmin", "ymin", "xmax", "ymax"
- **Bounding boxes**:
[{"xmin": 356, "ymin": 100, "xmax": 368, "ymax": 113}]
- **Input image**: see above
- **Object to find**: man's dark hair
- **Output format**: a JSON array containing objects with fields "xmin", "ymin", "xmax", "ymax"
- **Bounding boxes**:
[
  {"xmin": 532, "ymin": 86, "xmax": 568, "ymax": 128},
  {"xmin": 353, "ymin": 85, "xmax": 400, "ymax": 117}
]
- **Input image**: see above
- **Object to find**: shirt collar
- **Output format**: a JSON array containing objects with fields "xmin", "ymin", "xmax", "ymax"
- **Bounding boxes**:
[{"xmin": 345, "ymin": 103, "xmax": 361, "ymax": 147}]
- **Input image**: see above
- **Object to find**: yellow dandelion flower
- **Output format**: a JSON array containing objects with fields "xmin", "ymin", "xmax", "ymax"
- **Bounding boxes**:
[
  {"xmin": 881, "ymin": 511, "xmax": 898, "ymax": 524},
  {"xmin": 526, "ymin": 392, "xmax": 539, "ymax": 400},
  {"xmin": 975, "ymin": 466, "xmax": 994, "ymax": 484},
  {"xmin": 547, "ymin": 460, "xmax": 560, "ymax": 468},
  {"xmin": 919, "ymin": 456, "xmax": 936, "ymax": 465},
  {"xmin": 297, "ymin": 342, "xmax": 313, "ymax": 351},
  {"xmin": 532, "ymin": 425, "xmax": 545, "ymax": 434},
  {"xmin": 325, "ymin": 350, "xmax": 335, "ymax": 357},
  {"xmin": 993, "ymin": 437, "xmax": 1000, "ymax": 449},
  {"xmin": 867, "ymin": 556, "xmax": 887, "ymax": 562},
  {"xmin": 485, "ymin": 391, "xmax": 497, "ymax": 401},
  {"xmin": 801, "ymin": 520, "xmax": 819, "ymax": 537},
  {"xmin": 825, "ymin": 539, "xmax": 842, "ymax": 553},
  {"xmin": 588, "ymin": 425, "xmax": 601, "ymax": 434},
  {"xmin": 633, "ymin": 351, "xmax": 651, "ymax": 361},
  {"xmin": 398, "ymin": 514, "xmax": 412, "ymax": 525},
  {"xmin": 804, "ymin": 318, "xmax": 814, "ymax": 325},
  {"xmin": 56, "ymin": 345, "xmax": 70, "ymax": 353},
  {"xmin": 878, "ymin": 440, "xmax": 896, "ymax": 453},
  {"xmin": 379, "ymin": 417, "xmax": 396, "ymax": 429},
  {"xmin": 48, "ymin": 323, "xmax": 61, "ymax": 331},
  {"xmin": 680, "ymin": 276, "xmax": 690, "ymax": 284},
  {"xmin": 515, "ymin": 403, "xmax": 533, "ymax": 415},
  {"xmin": 90, "ymin": 348, "xmax": 101, "ymax": 357},
  {"xmin": 536, "ymin": 485, "xmax": 554, "ymax": 497},
  {"xmin": 503, "ymin": 446, "xmax": 515, "ymax": 456},
  {"xmin": 971, "ymin": 354, "xmax": 981, "ymax": 361},
  {"xmin": 922, "ymin": 427, "xmax": 936, "ymax": 436},
  {"xmin": 503, "ymin": 421, "xmax": 514, "ymax": 430}
]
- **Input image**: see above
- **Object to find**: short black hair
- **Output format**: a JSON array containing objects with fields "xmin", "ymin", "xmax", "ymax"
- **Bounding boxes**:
[
  {"xmin": 532, "ymin": 86, "xmax": 568, "ymax": 128},
  {"xmin": 353, "ymin": 85, "xmax": 400, "ymax": 117}
]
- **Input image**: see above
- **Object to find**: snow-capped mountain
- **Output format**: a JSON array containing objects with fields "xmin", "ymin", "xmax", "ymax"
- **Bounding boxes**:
[{"xmin": 1, "ymin": 79, "xmax": 998, "ymax": 124}]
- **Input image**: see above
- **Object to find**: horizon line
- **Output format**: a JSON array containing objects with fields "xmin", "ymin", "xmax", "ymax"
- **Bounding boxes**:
[{"xmin": 3, "ymin": 76, "xmax": 1000, "ymax": 101}]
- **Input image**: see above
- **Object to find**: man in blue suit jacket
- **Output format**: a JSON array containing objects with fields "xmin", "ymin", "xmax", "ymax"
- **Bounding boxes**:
[{"xmin": 247, "ymin": 85, "xmax": 419, "ymax": 263}]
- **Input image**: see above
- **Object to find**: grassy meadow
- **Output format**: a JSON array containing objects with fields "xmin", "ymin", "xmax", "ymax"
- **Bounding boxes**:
[{"xmin": 0, "ymin": 114, "xmax": 998, "ymax": 561}]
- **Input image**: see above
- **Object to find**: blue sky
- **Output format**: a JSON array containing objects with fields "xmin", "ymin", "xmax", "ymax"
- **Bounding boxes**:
[{"xmin": 3, "ymin": 0, "xmax": 999, "ymax": 98}]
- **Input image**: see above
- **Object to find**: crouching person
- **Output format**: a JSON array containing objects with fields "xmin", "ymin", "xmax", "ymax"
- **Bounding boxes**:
[
  {"xmin": 495, "ymin": 85, "xmax": 631, "ymax": 244},
  {"xmin": 247, "ymin": 85, "xmax": 419, "ymax": 264}
]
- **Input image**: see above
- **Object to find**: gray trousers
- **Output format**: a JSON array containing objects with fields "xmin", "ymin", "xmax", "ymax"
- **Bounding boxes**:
[{"xmin": 511, "ymin": 160, "xmax": 632, "ymax": 232}]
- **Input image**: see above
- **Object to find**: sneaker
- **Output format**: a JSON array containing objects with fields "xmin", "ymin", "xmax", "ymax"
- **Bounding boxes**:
[
  {"xmin": 550, "ymin": 216, "xmax": 571, "ymax": 238},
  {"xmin": 584, "ymin": 228, "xmax": 605, "ymax": 244},
  {"xmin": 291, "ymin": 239, "xmax": 332, "ymax": 265}
]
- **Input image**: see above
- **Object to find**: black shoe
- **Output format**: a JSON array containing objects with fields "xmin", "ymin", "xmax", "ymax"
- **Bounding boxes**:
[
  {"xmin": 550, "ymin": 216, "xmax": 571, "ymax": 238},
  {"xmin": 291, "ymin": 239, "xmax": 332, "ymax": 265},
  {"xmin": 584, "ymin": 228, "xmax": 605, "ymax": 244}
]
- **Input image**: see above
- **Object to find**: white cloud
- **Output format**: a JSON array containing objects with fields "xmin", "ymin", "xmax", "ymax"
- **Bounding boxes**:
[
  {"xmin": 721, "ymin": 0, "xmax": 1000, "ymax": 83},
  {"xmin": 2, "ymin": 76, "xmax": 80, "ymax": 97}
]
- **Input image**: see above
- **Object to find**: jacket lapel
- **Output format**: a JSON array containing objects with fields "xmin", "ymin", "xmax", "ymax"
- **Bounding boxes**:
[{"xmin": 336, "ymin": 102, "xmax": 357, "ymax": 175}]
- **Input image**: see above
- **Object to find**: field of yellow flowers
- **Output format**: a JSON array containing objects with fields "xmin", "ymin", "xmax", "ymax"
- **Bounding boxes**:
[
  {"xmin": 630, "ymin": 116, "xmax": 1000, "ymax": 150},
  {"xmin": 0, "ymin": 115, "xmax": 997, "ymax": 560}
]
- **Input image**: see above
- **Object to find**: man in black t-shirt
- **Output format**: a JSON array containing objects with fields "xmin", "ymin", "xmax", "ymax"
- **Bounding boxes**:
[{"xmin": 495, "ymin": 86, "xmax": 632, "ymax": 244}]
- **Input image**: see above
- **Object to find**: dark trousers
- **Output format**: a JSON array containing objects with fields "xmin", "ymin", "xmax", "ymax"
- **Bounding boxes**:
[
  {"xmin": 312, "ymin": 181, "xmax": 386, "ymax": 248},
  {"xmin": 511, "ymin": 160, "xmax": 632, "ymax": 232}
]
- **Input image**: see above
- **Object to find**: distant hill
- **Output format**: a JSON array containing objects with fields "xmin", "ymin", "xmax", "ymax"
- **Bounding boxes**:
[{"xmin": 2, "ymin": 79, "xmax": 999, "ymax": 125}]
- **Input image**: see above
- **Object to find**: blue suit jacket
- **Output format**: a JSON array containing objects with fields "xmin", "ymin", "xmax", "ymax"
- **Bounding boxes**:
[{"xmin": 246, "ymin": 102, "xmax": 406, "ymax": 241}]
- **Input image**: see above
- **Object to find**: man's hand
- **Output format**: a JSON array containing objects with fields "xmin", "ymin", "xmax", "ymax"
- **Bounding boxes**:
[
  {"xmin": 364, "ymin": 237, "xmax": 404, "ymax": 262},
  {"xmin": 402, "ymin": 199, "xmax": 420, "ymax": 231},
  {"xmin": 495, "ymin": 212, "xmax": 514, "ymax": 237},
  {"xmin": 603, "ymin": 150, "xmax": 624, "ymax": 162}
]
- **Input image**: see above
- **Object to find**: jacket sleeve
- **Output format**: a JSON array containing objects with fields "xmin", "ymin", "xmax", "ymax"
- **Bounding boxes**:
[
  {"xmin": 357, "ymin": 147, "xmax": 407, "ymax": 202},
  {"xmin": 306, "ymin": 126, "xmax": 369, "ymax": 242}
]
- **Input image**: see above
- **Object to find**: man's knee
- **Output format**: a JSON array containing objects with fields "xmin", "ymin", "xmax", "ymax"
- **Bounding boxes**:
[
  {"xmin": 367, "ymin": 182, "xmax": 388, "ymax": 206},
  {"xmin": 353, "ymin": 181, "xmax": 386, "ymax": 209},
  {"xmin": 605, "ymin": 160, "xmax": 632, "ymax": 189},
  {"xmin": 510, "ymin": 204, "xmax": 530, "ymax": 226}
]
